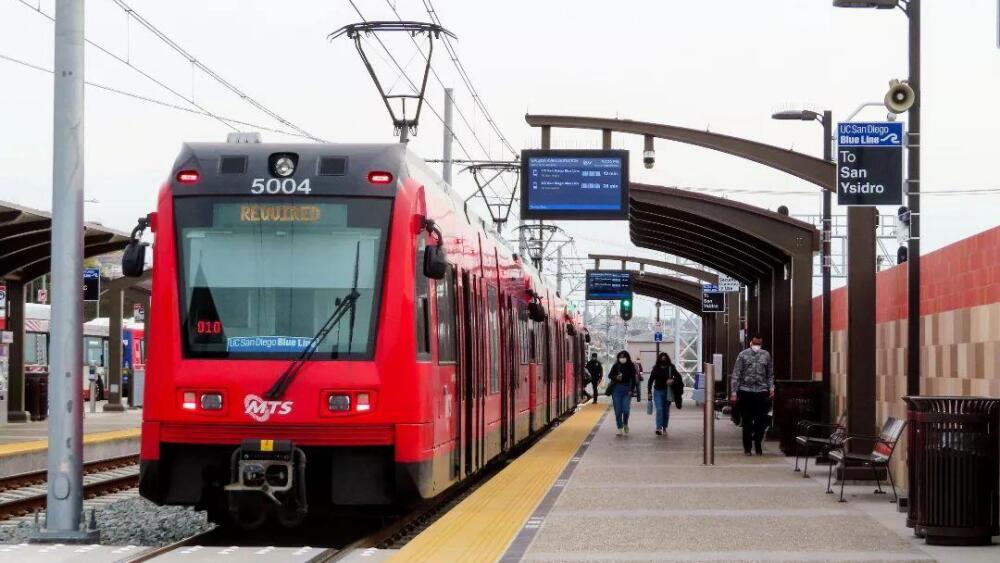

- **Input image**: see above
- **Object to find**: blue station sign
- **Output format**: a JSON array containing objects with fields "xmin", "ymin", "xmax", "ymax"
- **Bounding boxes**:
[
  {"xmin": 585, "ymin": 270, "xmax": 633, "ymax": 300},
  {"xmin": 837, "ymin": 122, "xmax": 904, "ymax": 206}
]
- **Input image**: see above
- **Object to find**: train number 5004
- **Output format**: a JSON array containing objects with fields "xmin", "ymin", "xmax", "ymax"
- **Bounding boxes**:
[{"xmin": 250, "ymin": 178, "xmax": 312, "ymax": 195}]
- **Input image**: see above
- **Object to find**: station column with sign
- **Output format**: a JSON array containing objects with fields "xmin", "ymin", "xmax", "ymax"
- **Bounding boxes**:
[{"xmin": 837, "ymin": 122, "xmax": 904, "ymax": 206}]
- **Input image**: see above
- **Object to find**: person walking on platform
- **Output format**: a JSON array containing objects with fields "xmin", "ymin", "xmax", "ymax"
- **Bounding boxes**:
[
  {"xmin": 730, "ymin": 335, "xmax": 775, "ymax": 456},
  {"xmin": 648, "ymin": 352, "xmax": 684, "ymax": 436},
  {"xmin": 607, "ymin": 350, "xmax": 637, "ymax": 436},
  {"xmin": 584, "ymin": 353, "xmax": 603, "ymax": 404}
]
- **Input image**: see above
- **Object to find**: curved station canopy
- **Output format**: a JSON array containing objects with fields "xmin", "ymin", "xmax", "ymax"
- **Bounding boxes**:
[
  {"xmin": 0, "ymin": 201, "xmax": 130, "ymax": 281},
  {"xmin": 1, "ymin": 200, "xmax": 132, "ymax": 422},
  {"xmin": 629, "ymin": 184, "xmax": 818, "ymax": 380}
]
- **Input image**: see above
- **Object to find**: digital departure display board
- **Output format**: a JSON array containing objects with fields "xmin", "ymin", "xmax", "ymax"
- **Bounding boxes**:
[
  {"xmin": 521, "ymin": 149, "xmax": 629, "ymax": 220},
  {"xmin": 585, "ymin": 270, "xmax": 633, "ymax": 300}
]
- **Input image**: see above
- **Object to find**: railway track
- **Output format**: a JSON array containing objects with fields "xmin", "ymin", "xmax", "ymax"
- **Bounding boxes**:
[
  {"xmin": 119, "ymin": 408, "xmax": 579, "ymax": 561},
  {"xmin": 0, "ymin": 454, "xmax": 140, "ymax": 522}
]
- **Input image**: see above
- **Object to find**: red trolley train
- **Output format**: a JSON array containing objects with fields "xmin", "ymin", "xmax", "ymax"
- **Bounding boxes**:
[{"xmin": 122, "ymin": 140, "xmax": 586, "ymax": 527}]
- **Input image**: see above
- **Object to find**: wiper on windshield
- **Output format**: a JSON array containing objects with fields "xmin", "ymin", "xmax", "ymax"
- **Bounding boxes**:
[{"xmin": 264, "ymin": 242, "xmax": 362, "ymax": 400}]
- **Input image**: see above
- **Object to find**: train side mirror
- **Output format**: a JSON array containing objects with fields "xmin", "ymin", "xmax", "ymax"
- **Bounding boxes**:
[
  {"xmin": 421, "ymin": 217, "xmax": 447, "ymax": 280},
  {"xmin": 122, "ymin": 241, "xmax": 146, "ymax": 277},
  {"xmin": 423, "ymin": 243, "xmax": 448, "ymax": 280},
  {"xmin": 528, "ymin": 301, "xmax": 546, "ymax": 322},
  {"xmin": 122, "ymin": 215, "xmax": 150, "ymax": 278}
]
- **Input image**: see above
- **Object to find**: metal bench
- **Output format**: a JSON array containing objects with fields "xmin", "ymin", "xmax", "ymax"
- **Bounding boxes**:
[
  {"xmin": 826, "ymin": 417, "xmax": 906, "ymax": 503},
  {"xmin": 793, "ymin": 411, "xmax": 847, "ymax": 477}
]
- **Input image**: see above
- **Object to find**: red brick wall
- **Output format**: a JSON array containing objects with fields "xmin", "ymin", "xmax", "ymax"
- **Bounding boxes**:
[{"xmin": 812, "ymin": 224, "xmax": 1000, "ymax": 375}]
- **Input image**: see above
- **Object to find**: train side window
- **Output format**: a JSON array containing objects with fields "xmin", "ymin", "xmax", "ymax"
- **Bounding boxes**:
[
  {"xmin": 528, "ymin": 321, "xmax": 537, "ymax": 364},
  {"xmin": 435, "ymin": 265, "xmax": 457, "ymax": 363},
  {"xmin": 518, "ymin": 305, "xmax": 529, "ymax": 365},
  {"xmin": 415, "ymin": 235, "xmax": 432, "ymax": 360},
  {"xmin": 486, "ymin": 285, "xmax": 500, "ymax": 394}
]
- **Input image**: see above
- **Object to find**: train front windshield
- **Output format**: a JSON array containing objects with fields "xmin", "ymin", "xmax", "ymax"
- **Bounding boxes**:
[{"xmin": 174, "ymin": 197, "xmax": 391, "ymax": 360}]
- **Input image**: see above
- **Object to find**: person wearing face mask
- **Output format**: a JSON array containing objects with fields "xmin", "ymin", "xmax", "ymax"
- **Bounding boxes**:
[
  {"xmin": 606, "ymin": 350, "xmax": 637, "ymax": 435},
  {"xmin": 647, "ymin": 352, "xmax": 684, "ymax": 435},
  {"xmin": 584, "ymin": 352, "xmax": 603, "ymax": 404},
  {"xmin": 730, "ymin": 335, "xmax": 775, "ymax": 455}
]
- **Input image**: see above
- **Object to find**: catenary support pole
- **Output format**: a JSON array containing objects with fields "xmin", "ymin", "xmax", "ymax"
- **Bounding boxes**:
[
  {"xmin": 822, "ymin": 110, "xmax": 833, "ymax": 421},
  {"xmin": 442, "ymin": 88, "xmax": 454, "ymax": 186},
  {"xmin": 34, "ymin": 0, "xmax": 97, "ymax": 543},
  {"xmin": 905, "ymin": 0, "xmax": 921, "ymax": 398}
]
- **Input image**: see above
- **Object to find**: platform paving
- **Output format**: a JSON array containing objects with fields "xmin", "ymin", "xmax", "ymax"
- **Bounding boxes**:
[
  {"xmin": 0, "ymin": 407, "xmax": 141, "ymax": 478},
  {"xmin": 515, "ymin": 398, "xmax": 998, "ymax": 563},
  {"xmin": 0, "ymin": 406, "xmax": 141, "ymax": 445}
]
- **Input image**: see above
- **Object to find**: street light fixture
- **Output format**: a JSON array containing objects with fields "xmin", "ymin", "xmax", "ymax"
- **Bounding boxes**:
[
  {"xmin": 832, "ymin": 0, "xmax": 921, "ymax": 399},
  {"xmin": 832, "ymin": 0, "xmax": 897, "ymax": 8},
  {"xmin": 771, "ymin": 109, "xmax": 834, "ymax": 423}
]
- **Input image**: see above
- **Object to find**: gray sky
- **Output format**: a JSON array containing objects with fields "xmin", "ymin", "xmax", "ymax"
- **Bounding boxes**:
[{"xmin": 2, "ymin": 0, "xmax": 998, "ymax": 312}]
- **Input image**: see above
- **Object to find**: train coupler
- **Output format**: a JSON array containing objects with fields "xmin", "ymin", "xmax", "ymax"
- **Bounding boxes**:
[{"xmin": 224, "ymin": 439, "xmax": 308, "ymax": 528}]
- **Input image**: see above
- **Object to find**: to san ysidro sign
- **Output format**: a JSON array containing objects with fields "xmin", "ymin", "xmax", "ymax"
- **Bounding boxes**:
[{"xmin": 837, "ymin": 122, "xmax": 903, "ymax": 206}]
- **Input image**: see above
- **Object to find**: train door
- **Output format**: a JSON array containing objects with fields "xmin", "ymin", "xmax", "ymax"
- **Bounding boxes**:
[
  {"xmin": 499, "ymin": 296, "xmax": 509, "ymax": 452},
  {"xmin": 477, "ymin": 281, "xmax": 488, "ymax": 470},
  {"xmin": 543, "ymin": 320, "xmax": 552, "ymax": 423},
  {"xmin": 501, "ymin": 297, "xmax": 516, "ymax": 452},
  {"xmin": 461, "ymin": 271, "xmax": 475, "ymax": 477}
]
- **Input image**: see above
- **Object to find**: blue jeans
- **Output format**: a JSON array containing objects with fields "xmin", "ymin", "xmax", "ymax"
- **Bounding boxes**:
[
  {"xmin": 653, "ymin": 389, "xmax": 671, "ymax": 429},
  {"xmin": 611, "ymin": 384, "xmax": 632, "ymax": 429}
]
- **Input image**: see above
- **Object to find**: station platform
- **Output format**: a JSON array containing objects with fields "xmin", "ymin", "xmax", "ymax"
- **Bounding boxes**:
[
  {"xmin": 390, "ymin": 398, "xmax": 999, "ymax": 562},
  {"xmin": 0, "ymin": 407, "xmax": 141, "ymax": 477}
]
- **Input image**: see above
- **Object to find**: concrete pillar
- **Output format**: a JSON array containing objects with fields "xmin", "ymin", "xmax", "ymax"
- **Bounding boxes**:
[
  {"xmin": 5, "ymin": 279, "xmax": 29, "ymax": 422},
  {"xmin": 102, "ymin": 288, "xmax": 124, "ymax": 412}
]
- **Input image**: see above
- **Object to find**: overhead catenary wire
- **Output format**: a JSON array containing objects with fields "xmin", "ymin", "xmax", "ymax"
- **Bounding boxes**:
[
  {"xmin": 0, "ymin": 52, "xmax": 316, "ymax": 138},
  {"xmin": 346, "ymin": 0, "xmax": 511, "ymax": 204},
  {"xmin": 108, "ymin": 0, "xmax": 320, "ymax": 141},
  {"xmin": 13, "ymin": 0, "xmax": 322, "ymax": 141},
  {"xmin": 421, "ymin": 0, "xmax": 517, "ymax": 157},
  {"xmin": 377, "ymin": 0, "xmax": 514, "ymax": 207}
]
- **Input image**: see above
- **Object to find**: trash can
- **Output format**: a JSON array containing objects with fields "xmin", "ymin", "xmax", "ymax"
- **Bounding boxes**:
[
  {"xmin": 772, "ymin": 380, "xmax": 822, "ymax": 455},
  {"xmin": 25, "ymin": 371, "xmax": 48, "ymax": 421},
  {"xmin": 903, "ymin": 396, "xmax": 1000, "ymax": 546}
]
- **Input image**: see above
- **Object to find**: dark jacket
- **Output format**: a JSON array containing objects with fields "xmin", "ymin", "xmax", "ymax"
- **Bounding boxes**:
[
  {"xmin": 607, "ymin": 361, "xmax": 637, "ymax": 388},
  {"xmin": 585, "ymin": 359, "xmax": 603, "ymax": 382},
  {"xmin": 647, "ymin": 362, "xmax": 685, "ymax": 409}
]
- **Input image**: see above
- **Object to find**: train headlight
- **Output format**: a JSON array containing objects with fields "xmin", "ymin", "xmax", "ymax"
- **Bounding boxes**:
[
  {"xmin": 182, "ymin": 391, "xmax": 197, "ymax": 410},
  {"xmin": 200, "ymin": 393, "xmax": 223, "ymax": 410},
  {"xmin": 272, "ymin": 155, "xmax": 296, "ymax": 177},
  {"xmin": 328, "ymin": 394, "xmax": 351, "ymax": 412}
]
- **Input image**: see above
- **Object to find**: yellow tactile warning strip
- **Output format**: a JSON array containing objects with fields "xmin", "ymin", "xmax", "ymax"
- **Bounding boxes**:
[
  {"xmin": 0, "ymin": 428, "xmax": 141, "ymax": 457},
  {"xmin": 390, "ymin": 403, "xmax": 606, "ymax": 563}
]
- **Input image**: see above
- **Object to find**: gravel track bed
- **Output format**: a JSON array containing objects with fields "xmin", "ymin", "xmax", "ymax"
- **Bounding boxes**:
[{"xmin": 0, "ymin": 496, "xmax": 214, "ymax": 546}]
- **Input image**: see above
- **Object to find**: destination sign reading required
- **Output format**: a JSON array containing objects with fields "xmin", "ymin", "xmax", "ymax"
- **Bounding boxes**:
[
  {"xmin": 585, "ymin": 270, "xmax": 633, "ymax": 300},
  {"xmin": 837, "ymin": 122, "xmax": 903, "ymax": 206},
  {"xmin": 521, "ymin": 149, "xmax": 629, "ymax": 220},
  {"xmin": 702, "ymin": 284, "xmax": 725, "ymax": 313}
]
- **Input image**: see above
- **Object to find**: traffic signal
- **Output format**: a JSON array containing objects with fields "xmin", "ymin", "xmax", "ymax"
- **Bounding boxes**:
[{"xmin": 619, "ymin": 297, "xmax": 633, "ymax": 321}]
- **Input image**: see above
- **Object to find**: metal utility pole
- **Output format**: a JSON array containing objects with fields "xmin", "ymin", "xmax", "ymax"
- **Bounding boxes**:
[
  {"xmin": 442, "ymin": 88, "xmax": 454, "ymax": 185},
  {"xmin": 905, "ymin": 0, "xmax": 921, "ymax": 398},
  {"xmin": 821, "ymin": 110, "xmax": 833, "ymax": 420},
  {"xmin": 655, "ymin": 301, "xmax": 662, "ymax": 356},
  {"xmin": 556, "ymin": 245, "xmax": 563, "ymax": 296},
  {"xmin": 35, "ymin": 0, "xmax": 96, "ymax": 543}
]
